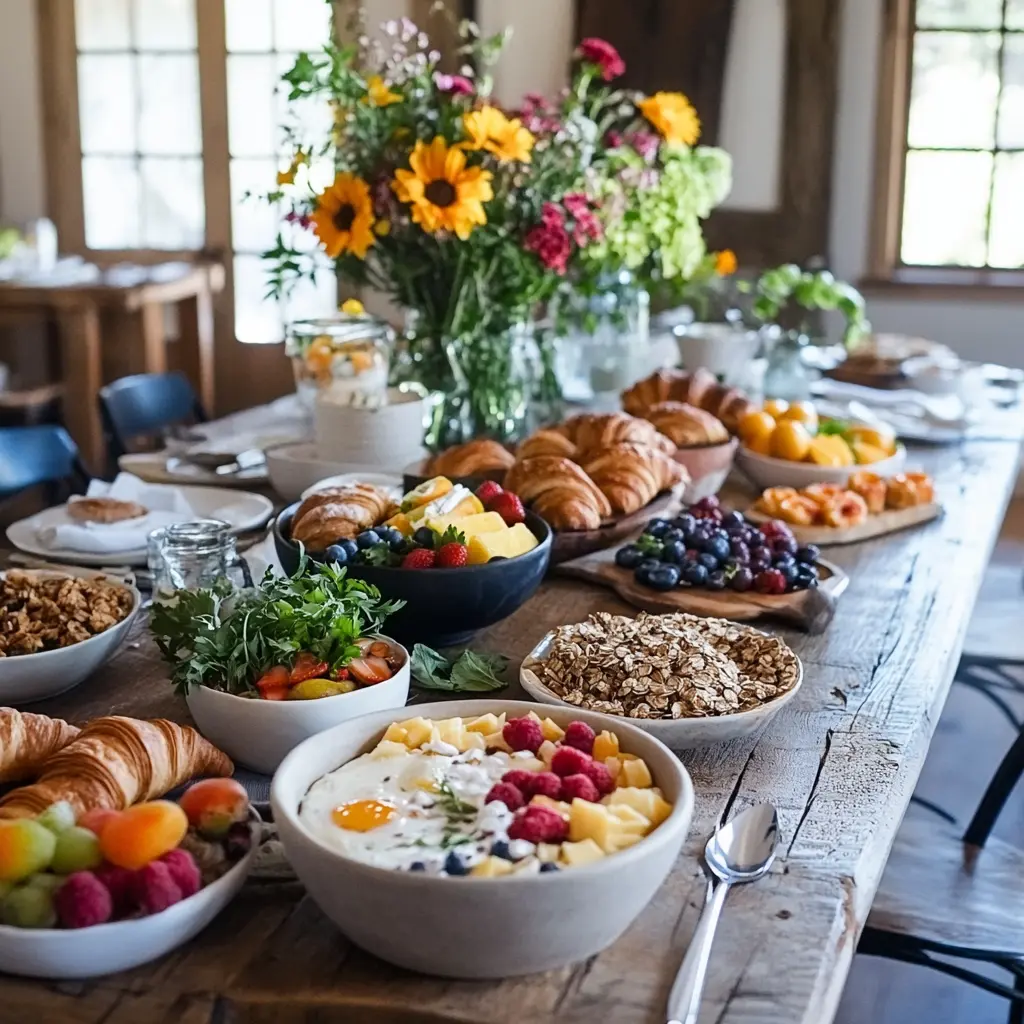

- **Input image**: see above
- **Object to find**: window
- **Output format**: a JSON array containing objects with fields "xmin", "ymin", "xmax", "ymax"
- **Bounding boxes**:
[{"xmin": 873, "ymin": 0, "xmax": 1024, "ymax": 280}]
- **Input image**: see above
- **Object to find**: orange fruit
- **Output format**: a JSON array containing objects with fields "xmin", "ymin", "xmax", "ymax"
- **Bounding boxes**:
[
  {"xmin": 851, "ymin": 440, "xmax": 890, "ymax": 465},
  {"xmin": 847, "ymin": 423, "xmax": 897, "ymax": 456},
  {"xmin": 763, "ymin": 398, "xmax": 790, "ymax": 419},
  {"xmin": 780, "ymin": 400, "xmax": 819, "ymax": 434},
  {"xmin": 769, "ymin": 420, "xmax": 813, "ymax": 462},
  {"xmin": 807, "ymin": 435, "xmax": 855, "ymax": 467},
  {"xmin": 738, "ymin": 410, "xmax": 776, "ymax": 456},
  {"xmin": 99, "ymin": 801, "xmax": 188, "ymax": 870}
]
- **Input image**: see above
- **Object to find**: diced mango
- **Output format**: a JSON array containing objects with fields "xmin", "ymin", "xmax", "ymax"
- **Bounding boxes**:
[
  {"xmin": 483, "ymin": 730, "xmax": 512, "ymax": 753},
  {"xmin": 531, "ymin": 795, "xmax": 572, "ymax": 819},
  {"xmin": 400, "ymin": 476, "xmax": 453, "ymax": 511},
  {"xmin": 593, "ymin": 730, "xmax": 619, "ymax": 761},
  {"xmin": 538, "ymin": 739, "xmax": 558, "ymax": 766},
  {"xmin": 370, "ymin": 740, "xmax": 408, "ymax": 759},
  {"xmin": 608, "ymin": 804, "xmax": 652, "ymax": 835},
  {"xmin": 607, "ymin": 787, "xmax": 673, "ymax": 827},
  {"xmin": 536, "ymin": 843, "xmax": 561, "ymax": 863},
  {"xmin": 510, "ymin": 756, "xmax": 545, "ymax": 773},
  {"xmin": 466, "ymin": 523, "xmax": 539, "ymax": 565},
  {"xmin": 569, "ymin": 798, "xmax": 613, "ymax": 847},
  {"xmin": 401, "ymin": 717, "xmax": 433, "ymax": 749},
  {"xmin": 471, "ymin": 855, "xmax": 515, "ymax": 878},
  {"xmin": 620, "ymin": 758, "xmax": 653, "ymax": 788},
  {"xmin": 605, "ymin": 833, "xmax": 644, "ymax": 853},
  {"xmin": 427, "ymin": 511, "xmax": 507, "ymax": 538},
  {"xmin": 382, "ymin": 722, "xmax": 409, "ymax": 745},
  {"xmin": 560, "ymin": 838, "xmax": 606, "ymax": 868},
  {"xmin": 467, "ymin": 713, "xmax": 501, "ymax": 735},
  {"xmin": 541, "ymin": 718, "xmax": 565, "ymax": 742},
  {"xmin": 604, "ymin": 756, "xmax": 622, "ymax": 784},
  {"xmin": 385, "ymin": 512, "xmax": 414, "ymax": 536},
  {"xmin": 435, "ymin": 717, "xmax": 467, "ymax": 750}
]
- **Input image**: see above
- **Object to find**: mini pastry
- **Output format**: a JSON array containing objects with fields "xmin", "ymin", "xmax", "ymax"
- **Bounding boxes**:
[
  {"xmin": 847, "ymin": 471, "xmax": 887, "ymax": 514},
  {"xmin": 818, "ymin": 492, "xmax": 869, "ymax": 528},
  {"xmin": 886, "ymin": 472, "xmax": 935, "ymax": 510},
  {"xmin": 426, "ymin": 440, "xmax": 515, "ymax": 478},
  {"xmin": 643, "ymin": 401, "xmax": 729, "ymax": 447},
  {"xmin": 67, "ymin": 498, "xmax": 148, "ymax": 524}
]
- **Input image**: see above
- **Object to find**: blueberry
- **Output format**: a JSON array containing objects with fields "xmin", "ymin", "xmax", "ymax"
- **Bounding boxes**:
[
  {"xmin": 664, "ymin": 528, "xmax": 686, "ymax": 544},
  {"xmin": 796, "ymin": 544, "xmax": 821, "ymax": 565},
  {"xmin": 706, "ymin": 569, "xmax": 728, "ymax": 591},
  {"xmin": 388, "ymin": 533, "xmax": 407, "ymax": 552},
  {"xmin": 339, "ymin": 539, "xmax": 359, "ymax": 560},
  {"xmin": 634, "ymin": 560, "xmax": 660, "ymax": 585},
  {"xmin": 730, "ymin": 540, "xmax": 751, "ymax": 563},
  {"xmin": 356, "ymin": 530, "xmax": 381, "ymax": 550},
  {"xmin": 698, "ymin": 552, "xmax": 719, "ymax": 572},
  {"xmin": 722, "ymin": 510, "xmax": 745, "ymax": 529},
  {"xmin": 750, "ymin": 549, "xmax": 772, "ymax": 572},
  {"xmin": 773, "ymin": 536, "xmax": 799, "ymax": 557},
  {"xmin": 490, "ymin": 840, "xmax": 513, "ymax": 861},
  {"xmin": 444, "ymin": 851, "xmax": 469, "ymax": 876},
  {"xmin": 539, "ymin": 862, "xmax": 560, "ymax": 873},
  {"xmin": 615, "ymin": 544, "xmax": 645, "ymax": 569},
  {"xmin": 730, "ymin": 567, "xmax": 754, "ymax": 593},
  {"xmin": 646, "ymin": 565, "xmax": 681, "ymax": 591},
  {"xmin": 324, "ymin": 543, "xmax": 349, "ymax": 565},
  {"xmin": 707, "ymin": 536, "xmax": 732, "ymax": 563},
  {"xmin": 776, "ymin": 561, "xmax": 798, "ymax": 584},
  {"xmin": 646, "ymin": 518, "xmax": 671, "ymax": 539},
  {"xmin": 673, "ymin": 514, "xmax": 697, "ymax": 535},
  {"xmin": 412, "ymin": 526, "xmax": 436, "ymax": 549},
  {"xmin": 661, "ymin": 540, "xmax": 685, "ymax": 564},
  {"xmin": 681, "ymin": 563, "xmax": 709, "ymax": 587},
  {"xmin": 409, "ymin": 861, "xmax": 426, "ymax": 872},
  {"xmin": 773, "ymin": 553, "xmax": 796, "ymax": 569},
  {"xmin": 747, "ymin": 530, "xmax": 766, "ymax": 549}
]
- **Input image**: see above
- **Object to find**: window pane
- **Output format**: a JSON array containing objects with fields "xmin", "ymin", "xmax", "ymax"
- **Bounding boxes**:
[
  {"xmin": 275, "ymin": 52, "xmax": 334, "ymax": 143},
  {"xmin": 287, "ymin": 265, "xmax": 338, "ymax": 324},
  {"xmin": 999, "ymin": 34, "xmax": 1024, "ymax": 148},
  {"xmin": 132, "ymin": 0, "xmax": 196, "ymax": 50},
  {"xmin": 137, "ymin": 55, "xmax": 201, "ymax": 154},
  {"xmin": 1008, "ymin": 0, "xmax": 1024, "ymax": 29},
  {"xmin": 228, "ymin": 55, "xmax": 278, "ymax": 156},
  {"xmin": 234, "ymin": 254, "xmax": 284, "ymax": 344},
  {"xmin": 230, "ymin": 159, "xmax": 279, "ymax": 252},
  {"xmin": 76, "ymin": 0, "xmax": 130, "ymax": 50},
  {"xmin": 272, "ymin": 0, "xmax": 332, "ymax": 52},
  {"xmin": 908, "ymin": 32, "xmax": 1001, "ymax": 149},
  {"xmin": 140, "ymin": 157, "xmax": 204, "ymax": 248},
  {"xmin": 901, "ymin": 150, "xmax": 992, "ymax": 266},
  {"xmin": 988, "ymin": 154, "xmax": 1024, "ymax": 268},
  {"xmin": 225, "ymin": 0, "xmax": 273, "ymax": 52},
  {"xmin": 78, "ymin": 55, "xmax": 136, "ymax": 154},
  {"xmin": 915, "ymin": 0, "xmax": 1004, "ymax": 28},
  {"xmin": 83, "ymin": 157, "xmax": 140, "ymax": 247}
]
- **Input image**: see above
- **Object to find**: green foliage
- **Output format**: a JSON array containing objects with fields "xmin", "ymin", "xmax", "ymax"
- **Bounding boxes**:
[{"xmin": 410, "ymin": 644, "xmax": 508, "ymax": 692}]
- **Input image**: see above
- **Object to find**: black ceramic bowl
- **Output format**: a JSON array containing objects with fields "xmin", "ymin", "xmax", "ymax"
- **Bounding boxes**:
[{"xmin": 273, "ymin": 505, "xmax": 552, "ymax": 647}]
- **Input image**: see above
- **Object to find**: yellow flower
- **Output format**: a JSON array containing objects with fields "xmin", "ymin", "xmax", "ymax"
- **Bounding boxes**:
[
  {"xmin": 462, "ymin": 106, "xmax": 535, "ymax": 163},
  {"xmin": 276, "ymin": 150, "xmax": 308, "ymax": 187},
  {"xmin": 715, "ymin": 249, "xmax": 737, "ymax": 276},
  {"xmin": 638, "ymin": 92, "xmax": 701, "ymax": 146},
  {"xmin": 364, "ymin": 75, "xmax": 402, "ymax": 107},
  {"xmin": 392, "ymin": 137, "xmax": 493, "ymax": 240},
  {"xmin": 340, "ymin": 298, "xmax": 365, "ymax": 315},
  {"xmin": 374, "ymin": 219, "xmax": 391, "ymax": 236},
  {"xmin": 311, "ymin": 172, "xmax": 376, "ymax": 259}
]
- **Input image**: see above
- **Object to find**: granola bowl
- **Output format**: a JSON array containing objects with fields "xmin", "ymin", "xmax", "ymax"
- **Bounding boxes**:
[
  {"xmin": 0, "ymin": 570, "xmax": 142, "ymax": 705},
  {"xmin": 519, "ymin": 613, "xmax": 803, "ymax": 749}
]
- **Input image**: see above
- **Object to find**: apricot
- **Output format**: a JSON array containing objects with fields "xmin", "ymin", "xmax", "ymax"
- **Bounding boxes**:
[
  {"xmin": 178, "ymin": 778, "xmax": 250, "ymax": 839},
  {"xmin": 763, "ymin": 398, "xmax": 790, "ymax": 419},
  {"xmin": 769, "ymin": 420, "xmax": 813, "ymax": 462},
  {"xmin": 738, "ymin": 411, "xmax": 776, "ymax": 456},
  {"xmin": 100, "ymin": 801, "xmax": 188, "ymax": 870},
  {"xmin": 0, "ymin": 819, "xmax": 56, "ymax": 882},
  {"xmin": 780, "ymin": 400, "xmax": 819, "ymax": 434}
]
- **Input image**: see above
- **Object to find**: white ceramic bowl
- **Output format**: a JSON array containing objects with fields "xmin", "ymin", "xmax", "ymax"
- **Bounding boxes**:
[
  {"xmin": 520, "ymin": 631, "xmax": 803, "ymax": 749},
  {"xmin": 0, "ymin": 573, "xmax": 142, "ymax": 705},
  {"xmin": 186, "ymin": 642, "xmax": 410, "ymax": 774},
  {"xmin": 0, "ymin": 819, "xmax": 260, "ymax": 979},
  {"xmin": 264, "ymin": 441, "xmax": 354, "ymax": 502},
  {"xmin": 735, "ymin": 443, "xmax": 906, "ymax": 491},
  {"xmin": 271, "ymin": 699, "xmax": 694, "ymax": 978}
]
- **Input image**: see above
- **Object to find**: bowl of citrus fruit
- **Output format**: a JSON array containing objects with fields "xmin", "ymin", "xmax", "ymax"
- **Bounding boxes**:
[{"xmin": 735, "ymin": 400, "xmax": 906, "ymax": 490}]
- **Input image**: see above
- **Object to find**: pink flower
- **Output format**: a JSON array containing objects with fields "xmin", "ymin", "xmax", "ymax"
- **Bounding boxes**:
[
  {"xmin": 521, "ymin": 92, "xmax": 549, "ymax": 114},
  {"xmin": 562, "ymin": 193, "xmax": 590, "ymax": 218},
  {"xmin": 540, "ymin": 202, "xmax": 565, "ymax": 227},
  {"xmin": 434, "ymin": 72, "xmax": 473, "ymax": 96},
  {"xmin": 626, "ymin": 130, "xmax": 660, "ymax": 162},
  {"xmin": 572, "ymin": 209, "xmax": 603, "ymax": 247},
  {"xmin": 577, "ymin": 38, "xmax": 625, "ymax": 81},
  {"xmin": 525, "ymin": 213, "xmax": 571, "ymax": 275},
  {"xmin": 605, "ymin": 130, "xmax": 624, "ymax": 149},
  {"xmin": 284, "ymin": 211, "xmax": 312, "ymax": 229}
]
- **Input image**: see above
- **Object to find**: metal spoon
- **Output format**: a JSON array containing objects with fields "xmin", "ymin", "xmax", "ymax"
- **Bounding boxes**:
[{"xmin": 666, "ymin": 803, "xmax": 780, "ymax": 1024}]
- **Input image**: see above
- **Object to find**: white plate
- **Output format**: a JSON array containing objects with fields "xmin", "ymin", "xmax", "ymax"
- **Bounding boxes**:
[
  {"xmin": 119, "ymin": 452, "xmax": 269, "ymax": 486},
  {"xmin": 735, "ymin": 444, "xmax": 907, "ymax": 491},
  {"xmin": 300, "ymin": 472, "xmax": 404, "ymax": 501},
  {"xmin": 6, "ymin": 487, "xmax": 274, "ymax": 567},
  {"xmin": 520, "ymin": 629, "xmax": 803, "ymax": 749}
]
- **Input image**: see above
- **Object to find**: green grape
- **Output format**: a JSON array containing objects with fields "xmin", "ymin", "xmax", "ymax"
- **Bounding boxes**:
[
  {"xmin": 50, "ymin": 827, "xmax": 103, "ymax": 875},
  {"xmin": 25, "ymin": 872, "xmax": 63, "ymax": 893},
  {"xmin": 35, "ymin": 802, "xmax": 76, "ymax": 835},
  {"xmin": 0, "ymin": 820, "xmax": 57, "ymax": 882},
  {"xmin": 0, "ymin": 880, "xmax": 12, "ymax": 900},
  {"xmin": 1, "ymin": 884, "xmax": 56, "ymax": 928}
]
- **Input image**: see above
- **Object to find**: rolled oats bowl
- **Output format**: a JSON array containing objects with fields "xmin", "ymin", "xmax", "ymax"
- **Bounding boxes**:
[
  {"xmin": 0, "ymin": 570, "xmax": 141, "ymax": 705},
  {"xmin": 520, "ymin": 612, "xmax": 803, "ymax": 749}
]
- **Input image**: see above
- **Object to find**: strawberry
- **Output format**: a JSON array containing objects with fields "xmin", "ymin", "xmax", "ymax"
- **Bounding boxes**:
[
  {"xmin": 435, "ymin": 542, "xmax": 468, "ymax": 568},
  {"xmin": 490, "ymin": 491, "xmax": 526, "ymax": 526},
  {"xmin": 256, "ymin": 665, "xmax": 290, "ymax": 699},
  {"xmin": 289, "ymin": 652, "xmax": 329, "ymax": 683},
  {"xmin": 402, "ymin": 548, "xmax": 436, "ymax": 569},
  {"xmin": 475, "ymin": 480, "xmax": 504, "ymax": 505},
  {"xmin": 347, "ymin": 656, "xmax": 393, "ymax": 685}
]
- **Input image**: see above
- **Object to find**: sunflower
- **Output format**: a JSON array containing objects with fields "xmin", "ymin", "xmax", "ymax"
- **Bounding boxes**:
[
  {"xmin": 638, "ymin": 92, "xmax": 701, "ymax": 146},
  {"xmin": 310, "ymin": 173, "xmax": 376, "ymax": 259},
  {"xmin": 715, "ymin": 249, "xmax": 737, "ymax": 275},
  {"xmin": 392, "ymin": 137, "xmax": 493, "ymax": 240},
  {"xmin": 364, "ymin": 75, "xmax": 402, "ymax": 107},
  {"xmin": 462, "ymin": 106, "xmax": 535, "ymax": 163}
]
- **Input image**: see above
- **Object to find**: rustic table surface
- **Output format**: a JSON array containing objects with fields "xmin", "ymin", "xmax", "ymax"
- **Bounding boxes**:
[{"xmin": 4, "ymin": 405, "xmax": 1023, "ymax": 1024}]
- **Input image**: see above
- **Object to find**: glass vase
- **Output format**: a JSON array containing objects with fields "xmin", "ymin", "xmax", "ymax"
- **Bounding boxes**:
[{"xmin": 763, "ymin": 330, "xmax": 814, "ymax": 402}]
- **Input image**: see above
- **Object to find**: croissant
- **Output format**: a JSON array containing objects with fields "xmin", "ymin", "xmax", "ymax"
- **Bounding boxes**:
[
  {"xmin": 622, "ymin": 369, "xmax": 756, "ymax": 434},
  {"xmin": 426, "ymin": 439, "xmax": 515, "ymax": 478},
  {"xmin": 515, "ymin": 430, "xmax": 578, "ymax": 461},
  {"xmin": 643, "ymin": 401, "xmax": 729, "ymax": 447},
  {"xmin": 291, "ymin": 483, "xmax": 398, "ymax": 552},
  {"xmin": 504, "ymin": 457, "xmax": 613, "ymax": 530},
  {"xmin": 555, "ymin": 413, "xmax": 675, "ymax": 456},
  {"xmin": 0, "ymin": 709, "xmax": 80, "ymax": 784},
  {"xmin": 847, "ymin": 471, "xmax": 887, "ymax": 514},
  {"xmin": 0, "ymin": 717, "xmax": 234, "ymax": 820},
  {"xmin": 581, "ymin": 443, "xmax": 687, "ymax": 516}
]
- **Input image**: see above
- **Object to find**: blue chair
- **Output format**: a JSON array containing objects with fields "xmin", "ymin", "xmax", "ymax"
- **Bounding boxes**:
[
  {"xmin": 0, "ymin": 425, "xmax": 90, "ymax": 502},
  {"xmin": 98, "ymin": 372, "xmax": 207, "ymax": 461}
]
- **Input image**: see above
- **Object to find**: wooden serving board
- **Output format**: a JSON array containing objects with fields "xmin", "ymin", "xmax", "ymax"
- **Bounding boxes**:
[
  {"xmin": 744, "ymin": 501, "xmax": 942, "ymax": 546},
  {"xmin": 555, "ymin": 541, "xmax": 848, "ymax": 634}
]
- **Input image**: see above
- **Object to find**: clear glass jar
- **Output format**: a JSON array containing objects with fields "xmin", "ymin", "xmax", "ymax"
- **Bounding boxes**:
[
  {"xmin": 286, "ymin": 313, "xmax": 394, "ymax": 409},
  {"xmin": 763, "ymin": 330, "xmax": 814, "ymax": 402},
  {"xmin": 148, "ymin": 520, "xmax": 249, "ymax": 601}
]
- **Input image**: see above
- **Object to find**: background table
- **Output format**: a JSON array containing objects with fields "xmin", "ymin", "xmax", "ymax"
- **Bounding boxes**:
[{"xmin": 3, "ymin": 417, "xmax": 1022, "ymax": 1023}]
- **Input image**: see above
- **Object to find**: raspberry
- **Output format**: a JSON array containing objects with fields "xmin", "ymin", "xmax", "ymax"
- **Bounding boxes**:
[
  {"xmin": 560, "ymin": 773, "xmax": 600, "ymax": 803},
  {"xmin": 527, "ymin": 772, "xmax": 563, "ymax": 800},
  {"xmin": 54, "ymin": 872, "xmax": 113, "ymax": 929},
  {"xmin": 562, "ymin": 721, "xmax": 596, "ymax": 753},
  {"xmin": 475, "ymin": 480, "xmax": 504, "ymax": 505},
  {"xmin": 131, "ymin": 861, "xmax": 183, "ymax": 915},
  {"xmin": 503, "ymin": 716, "xmax": 543, "ymax": 752},
  {"xmin": 550, "ymin": 745, "xmax": 591, "ymax": 777},
  {"xmin": 485, "ymin": 782, "xmax": 525, "ymax": 811},
  {"xmin": 507, "ymin": 806, "xmax": 568, "ymax": 844},
  {"xmin": 402, "ymin": 548, "xmax": 436, "ymax": 569},
  {"xmin": 501, "ymin": 769, "xmax": 536, "ymax": 794},
  {"xmin": 160, "ymin": 849, "xmax": 202, "ymax": 899},
  {"xmin": 489, "ymin": 492, "xmax": 526, "ymax": 526},
  {"xmin": 435, "ymin": 542, "xmax": 468, "ymax": 568},
  {"xmin": 581, "ymin": 759, "xmax": 615, "ymax": 795},
  {"xmin": 93, "ymin": 864, "xmax": 136, "ymax": 917}
]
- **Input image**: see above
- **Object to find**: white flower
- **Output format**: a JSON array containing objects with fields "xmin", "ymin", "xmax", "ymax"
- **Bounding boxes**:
[{"xmin": 382, "ymin": 19, "xmax": 399, "ymax": 36}]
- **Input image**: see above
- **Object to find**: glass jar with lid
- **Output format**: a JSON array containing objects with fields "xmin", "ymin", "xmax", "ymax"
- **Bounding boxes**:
[
  {"xmin": 148, "ymin": 519, "xmax": 250, "ymax": 602},
  {"xmin": 286, "ymin": 303, "xmax": 394, "ymax": 409}
]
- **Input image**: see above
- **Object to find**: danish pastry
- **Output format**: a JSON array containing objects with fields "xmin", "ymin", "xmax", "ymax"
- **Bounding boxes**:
[
  {"xmin": 847, "ymin": 471, "xmax": 887, "ymax": 514},
  {"xmin": 885, "ymin": 472, "xmax": 935, "ymax": 510}
]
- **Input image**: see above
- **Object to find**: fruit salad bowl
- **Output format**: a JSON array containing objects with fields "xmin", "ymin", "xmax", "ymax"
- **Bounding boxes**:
[
  {"xmin": 735, "ymin": 443, "xmax": 906, "ymax": 491},
  {"xmin": 0, "ymin": 815, "xmax": 261, "ymax": 979},
  {"xmin": 271, "ymin": 699, "xmax": 693, "ymax": 978},
  {"xmin": 273, "ymin": 505, "xmax": 553, "ymax": 646}
]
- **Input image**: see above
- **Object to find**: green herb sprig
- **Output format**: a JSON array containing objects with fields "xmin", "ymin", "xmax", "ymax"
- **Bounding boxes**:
[{"xmin": 410, "ymin": 645, "xmax": 508, "ymax": 692}]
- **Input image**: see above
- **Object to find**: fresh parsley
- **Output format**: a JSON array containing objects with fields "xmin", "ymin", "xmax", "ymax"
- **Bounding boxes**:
[{"xmin": 410, "ymin": 644, "xmax": 508, "ymax": 693}]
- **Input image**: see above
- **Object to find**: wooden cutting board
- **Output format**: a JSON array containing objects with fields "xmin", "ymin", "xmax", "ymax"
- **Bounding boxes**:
[
  {"xmin": 555, "ymin": 541, "xmax": 849, "ymax": 634},
  {"xmin": 744, "ymin": 502, "xmax": 942, "ymax": 546}
]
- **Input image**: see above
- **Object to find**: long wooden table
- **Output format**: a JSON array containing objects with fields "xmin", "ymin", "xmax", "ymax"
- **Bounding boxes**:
[{"xmin": 3, "ymin": 415, "xmax": 1023, "ymax": 1023}]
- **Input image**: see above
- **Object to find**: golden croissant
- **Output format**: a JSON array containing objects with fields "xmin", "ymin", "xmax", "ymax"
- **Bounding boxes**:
[
  {"xmin": 581, "ymin": 443, "xmax": 687, "ymax": 516},
  {"xmin": 0, "ymin": 716, "xmax": 234, "ymax": 820},
  {"xmin": 0, "ymin": 709, "xmax": 80, "ymax": 784},
  {"xmin": 644, "ymin": 401, "xmax": 729, "ymax": 447},
  {"xmin": 515, "ymin": 430, "xmax": 578, "ymax": 461},
  {"xmin": 291, "ymin": 483, "xmax": 398, "ymax": 552},
  {"xmin": 426, "ymin": 439, "xmax": 515, "ymax": 478},
  {"xmin": 554, "ymin": 413, "xmax": 675, "ymax": 457},
  {"xmin": 622, "ymin": 369, "xmax": 756, "ymax": 434},
  {"xmin": 504, "ymin": 457, "xmax": 613, "ymax": 530}
]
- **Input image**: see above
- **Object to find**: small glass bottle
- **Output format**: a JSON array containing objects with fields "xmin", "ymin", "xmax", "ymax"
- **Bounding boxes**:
[{"xmin": 148, "ymin": 520, "xmax": 250, "ymax": 601}]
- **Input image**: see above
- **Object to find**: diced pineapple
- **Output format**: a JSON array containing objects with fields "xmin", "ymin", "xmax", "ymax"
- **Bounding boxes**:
[
  {"xmin": 466, "ymin": 523, "xmax": 539, "ymax": 565},
  {"xmin": 370, "ymin": 740, "xmax": 408, "ymax": 759},
  {"xmin": 471, "ymin": 855, "xmax": 515, "ymax": 878},
  {"xmin": 531, "ymin": 795, "xmax": 572, "ymax": 819},
  {"xmin": 608, "ymin": 803, "xmax": 652, "ymax": 835},
  {"xmin": 604, "ymin": 756, "xmax": 622, "ymax": 784},
  {"xmin": 435, "ymin": 717, "xmax": 467, "ymax": 750},
  {"xmin": 511, "ymin": 756, "xmax": 545, "ymax": 773},
  {"xmin": 619, "ymin": 752, "xmax": 639, "ymax": 762},
  {"xmin": 541, "ymin": 717, "xmax": 565, "ymax": 742},
  {"xmin": 466, "ymin": 712, "xmax": 501, "ymax": 735},
  {"xmin": 606, "ymin": 787, "xmax": 673, "ymax": 827},
  {"xmin": 525, "ymin": 710, "xmax": 542, "ymax": 724},
  {"xmin": 402, "ymin": 717, "xmax": 433, "ymax": 749},
  {"xmin": 463, "ymin": 731, "xmax": 486, "ymax": 751},
  {"xmin": 536, "ymin": 843, "xmax": 561, "ymax": 863},
  {"xmin": 569, "ymin": 798, "xmax": 613, "ymax": 847},
  {"xmin": 427, "ymin": 511, "xmax": 507, "ymax": 538},
  {"xmin": 621, "ymin": 758, "xmax": 653, "ymax": 788},
  {"xmin": 483, "ymin": 730, "xmax": 512, "ymax": 753},
  {"xmin": 538, "ymin": 739, "xmax": 558, "ymax": 766},
  {"xmin": 605, "ymin": 832, "xmax": 644, "ymax": 853},
  {"xmin": 560, "ymin": 838, "xmax": 606, "ymax": 868},
  {"xmin": 593, "ymin": 730, "xmax": 619, "ymax": 761},
  {"xmin": 382, "ymin": 722, "xmax": 409, "ymax": 745}
]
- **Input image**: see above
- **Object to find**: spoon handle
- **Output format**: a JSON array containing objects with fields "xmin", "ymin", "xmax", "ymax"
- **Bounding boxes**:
[{"xmin": 666, "ymin": 880, "xmax": 730, "ymax": 1024}]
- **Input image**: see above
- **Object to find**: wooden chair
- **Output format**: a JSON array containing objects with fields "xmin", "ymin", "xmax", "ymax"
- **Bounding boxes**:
[
  {"xmin": 860, "ymin": 661, "xmax": 1024, "ymax": 1021},
  {"xmin": 98, "ymin": 371, "xmax": 207, "ymax": 462},
  {"xmin": 0, "ymin": 425, "xmax": 90, "ymax": 504}
]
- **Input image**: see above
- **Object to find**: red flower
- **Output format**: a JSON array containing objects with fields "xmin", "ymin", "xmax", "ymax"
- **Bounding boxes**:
[
  {"xmin": 562, "ymin": 193, "xmax": 590, "ymax": 218},
  {"xmin": 434, "ymin": 72, "xmax": 473, "ymax": 96},
  {"xmin": 577, "ymin": 38, "xmax": 625, "ymax": 81},
  {"xmin": 525, "ymin": 210, "xmax": 571, "ymax": 275}
]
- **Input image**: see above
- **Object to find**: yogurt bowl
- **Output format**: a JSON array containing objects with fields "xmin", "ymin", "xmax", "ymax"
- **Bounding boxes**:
[{"xmin": 271, "ymin": 699, "xmax": 693, "ymax": 978}]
